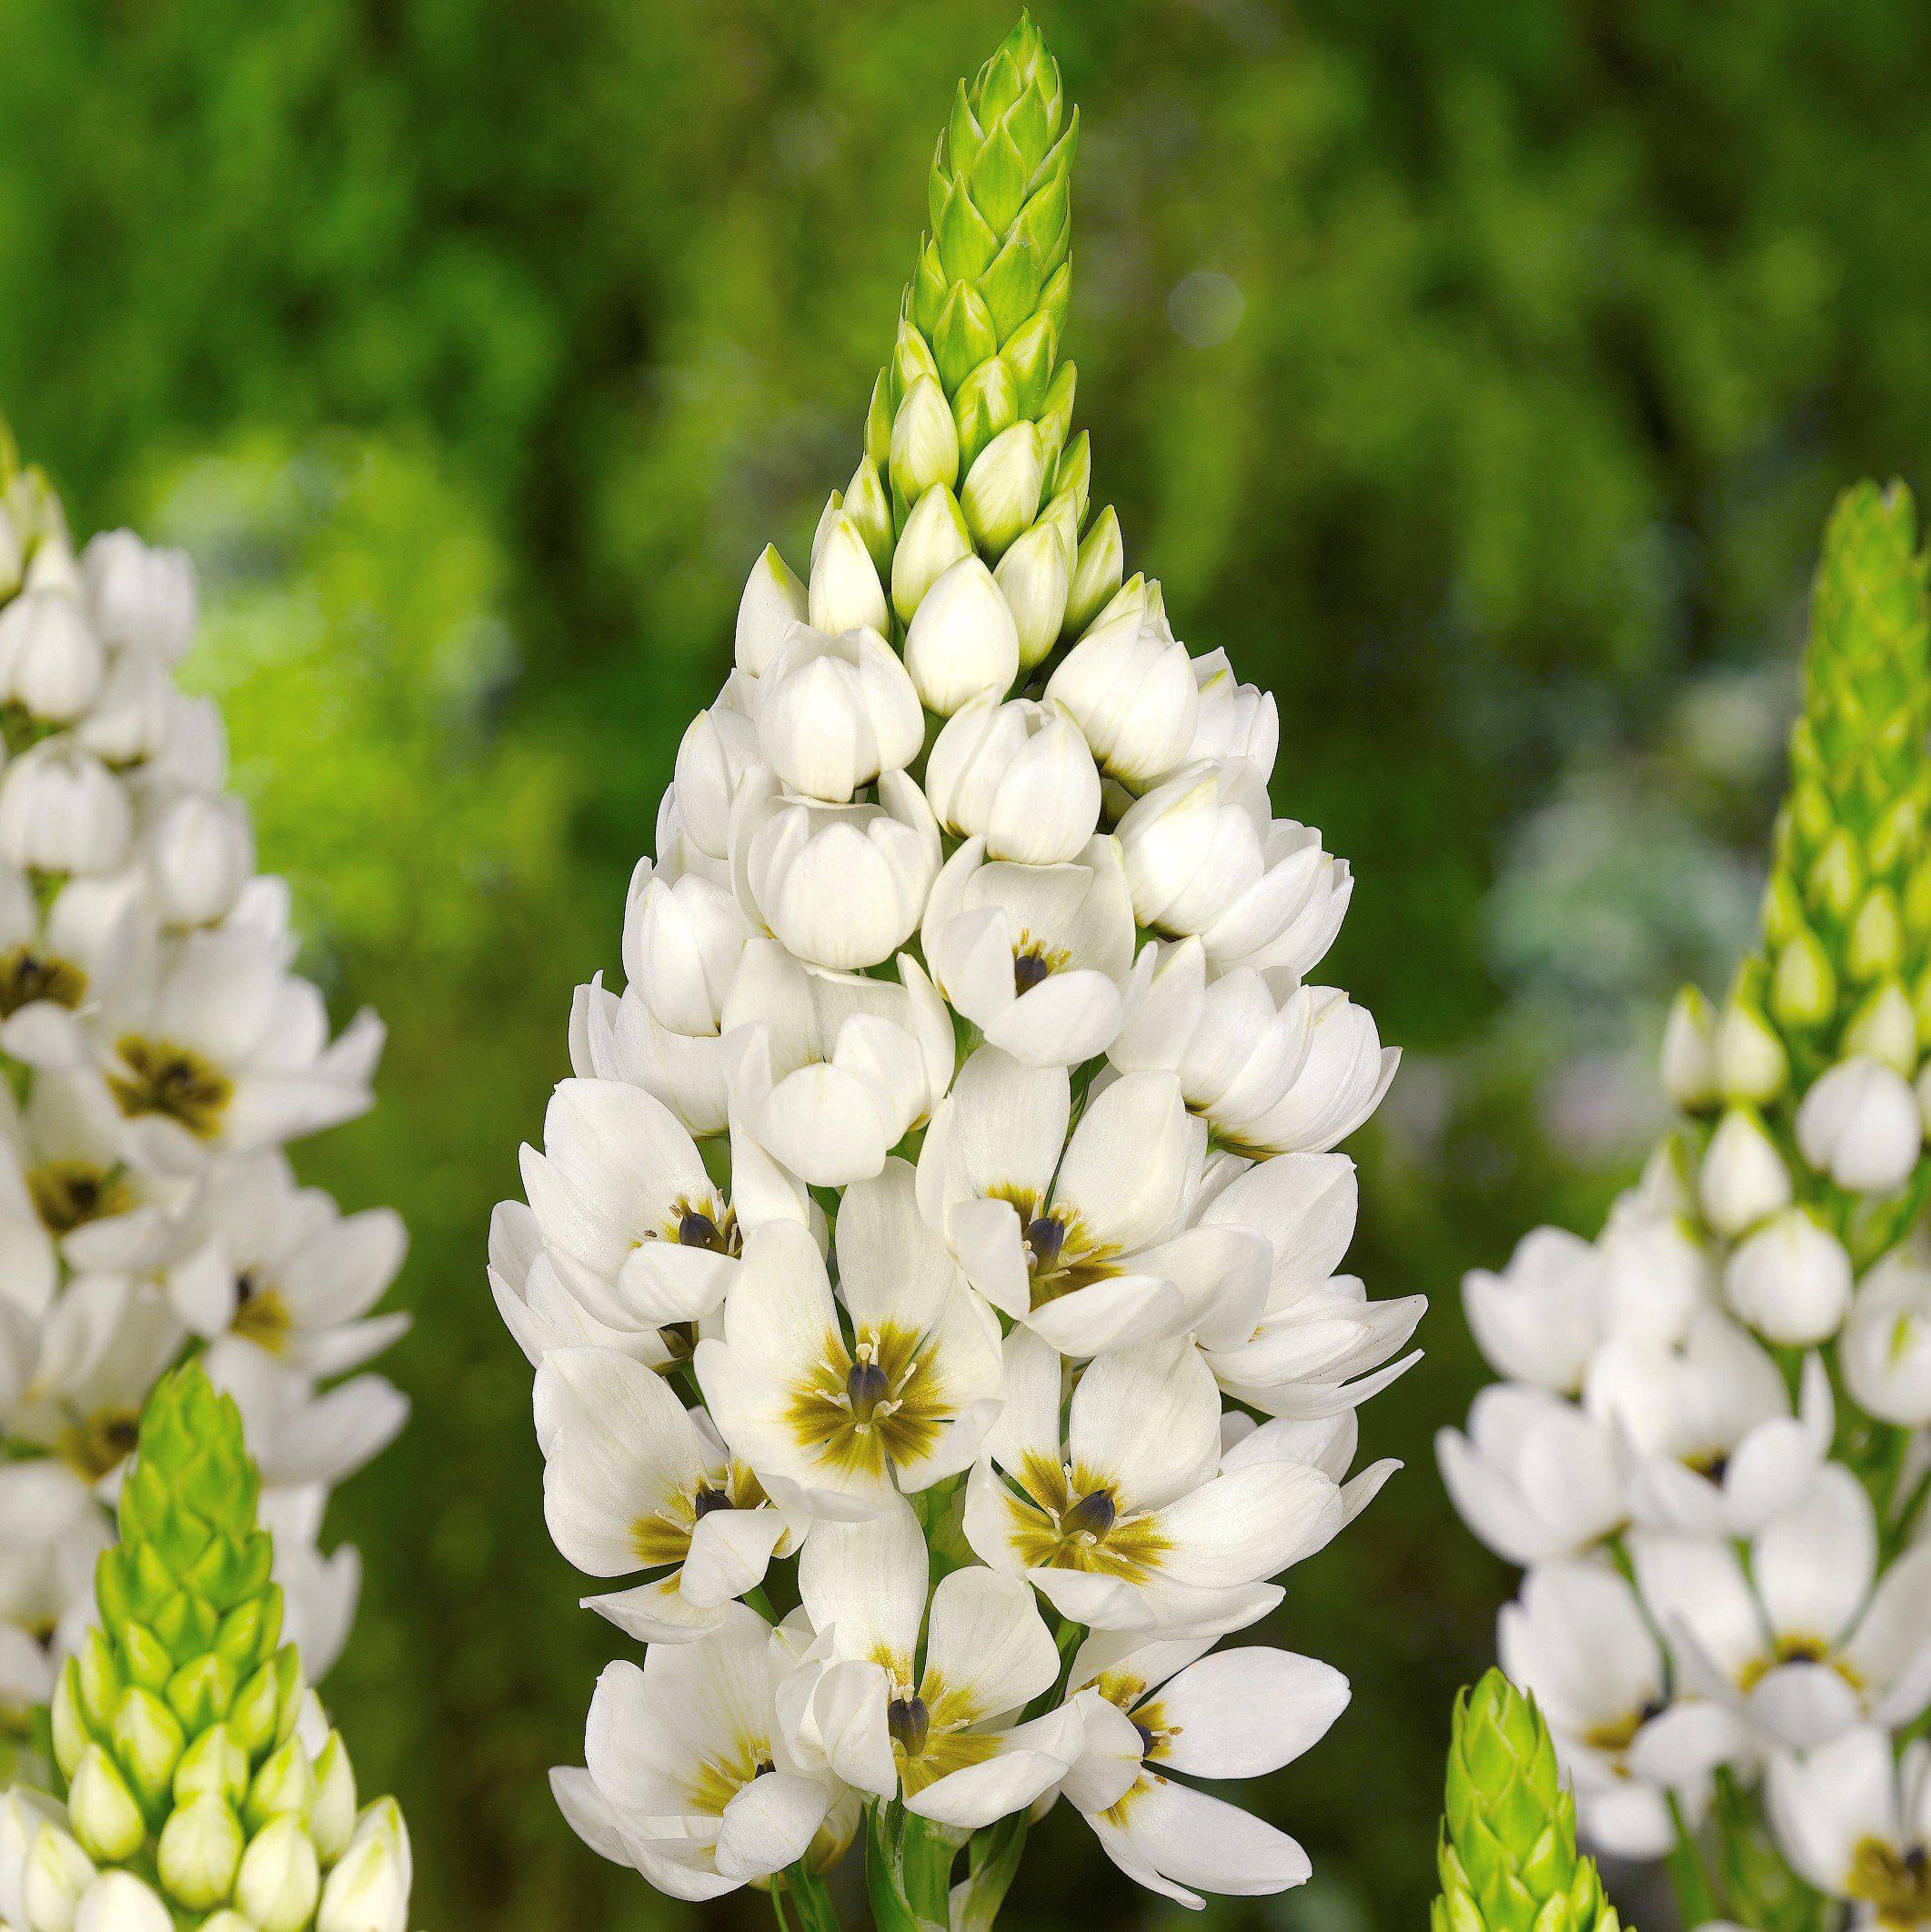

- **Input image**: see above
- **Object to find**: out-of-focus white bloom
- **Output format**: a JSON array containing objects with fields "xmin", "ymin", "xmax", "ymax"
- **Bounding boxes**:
[
  {"xmin": 1589, "ymin": 1314, "xmax": 1833, "ymax": 1536},
  {"xmin": 1660, "ymin": 987, "xmax": 1718, "ymax": 1110},
  {"xmin": 731, "ymin": 769, "xmax": 940, "ymax": 971},
  {"xmin": 1637, "ymin": 1465, "xmax": 1931, "ymax": 1749},
  {"xmin": 1461, "ymin": 1227, "xmax": 1603, "ymax": 1394},
  {"xmin": 80, "ymin": 531, "xmax": 196, "ymax": 663},
  {"xmin": 1723, "ymin": 1207, "xmax": 1853, "ymax": 1345},
  {"xmin": 753, "ymin": 623, "xmax": 922, "ymax": 802},
  {"xmin": 0, "ymin": 872, "xmax": 142, "ymax": 1072},
  {"xmin": 142, "ymin": 793, "xmax": 254, "ymax": 928},
  {"xmin": 1697, "ymin": 1109, "xmax": 1793, "ymax": 1237},
  {"xmin": 0, "ymin": 590, "xmax": 105, "ymax": 724},
  {"xmin": 1840, "ymin": 1250, "xmax": 1931, "ymax": 1425},
  {"xmin": 555, "ymin": 1606, "xmax": 846, "ymax": 1898},
  {"xmin": 902, "ymin": 558, "xmax": 1020, "ymax": 717},
  {"xmin": 1500, "ymin": 1563, "xmax": 1743, "ymax": 1860},
  {"xmin": 697, "ymin": 1180, "xmax": 1001, "ymax": 1511},
  {"xmin": 964, "ymin": 1328, "xmax": 1342, "ymax": 1633},
  {"xmin": 923, "ymin": 695, "xmax": 1099, "ymax": 865},
  {"xmin": 203, "ymin": 1340, "xmax": 407, "ymax": 1495},
  {"xmin": 1043, "ymin": 601, "xmax": 1197, "ymax": 790},
  {"xmin": 1796, "ymin": 1055, "xmax": 1924, "ymax": 1194},
  {"xmin": 1437, "ymin": 1386, "xmax": 1624, "ymax": 1565},
  {"xmin": 1712, "ymin": 998, "xmax": 1788, "ymax": 1106},
  {"xmin": 0, "ymin": 740, "xmax": 131, "ymax": 879},
  {"xmin": 1766, "ymin": 1728, "xmax": 1931, "ymax": 1923},
  {"xmin": 922, "ymin": 836, "xmax": 1134, "ymax": 1066},
  {"xmin": 1061, "ymin": 1630, "xmax": 1340, "ymax": 1907}
]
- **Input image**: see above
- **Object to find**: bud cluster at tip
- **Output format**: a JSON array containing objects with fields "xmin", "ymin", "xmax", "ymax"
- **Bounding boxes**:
[
  {"xmin": 1, "ymin": 1364, "xmax": 410, "ymax": 1932},
  {"xmin": 1433, "ymin": 1672, "xmax": 1622, "ymax": 1932}
]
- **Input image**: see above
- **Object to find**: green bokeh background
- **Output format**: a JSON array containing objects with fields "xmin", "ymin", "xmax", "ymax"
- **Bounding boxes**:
[{"xmin": 5, "ymin": 1, "xmax": 1929, "ymax": 1923}]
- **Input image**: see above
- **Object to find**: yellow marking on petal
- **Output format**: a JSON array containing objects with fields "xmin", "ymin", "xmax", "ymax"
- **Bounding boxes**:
[
  {"xmin": 0, "ymin": 944, "xmax": 85, "ymax": 1016},
  {"xmin": 683, "ymin": 1730, "xmax": 777, "ymax": 1818},
  {"xmin": 1847, "ymin": 1836, "xmax": 1931, "ymax": 1924},
  {"xmin": 231, "ymin": 1283, "xmax": 292, "ymax": 1353},
  {"xmin": 783, "ymin": 1323, "xmax": 950, "ymax": 1481},
  {"xmin": 1736, "ymin": 1635, "xmax": 1858, "ymax": 1694},
  {"xmin": 1100, "ymin": 1769, "xmax": 1162, "ymax": 1828},
  {"xmin": 26, "ymin": 1161, "xmax": 133, "ymax": 1236},
  {"xmin": 1001, "ymin": 1458, "xmax": 1168, "ymax": 1582},
  {"xmin": 108, "ymin": 1037, "xmax": 232, "ymax": 1138},
  {"xmin": 58, "ymin": 1406, "xmax": 141, "ymax": 1481}
]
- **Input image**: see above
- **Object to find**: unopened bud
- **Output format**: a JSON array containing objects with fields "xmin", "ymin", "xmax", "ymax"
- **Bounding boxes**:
[
  {"xmin": 1847, "ymin": 885, "xmax": 1905, "ymax": 982},
  {"xmin": 68, "ymin": 1747, "xmax": 145, "ymax": 1863},
  {"xmin": 317, "ymin": 1799, "xmax": 410, "ymax": 1932},
  {"xmin": 1795, "ymin": 1055, "xmax": 1923, "ymax": 1194},
  {"xmin": 993, "ymin": 518, "xmax": 1070, "ymax": 669},
  {"xmin": 74, "ymin": 1870, "xmax": 173, "ymax": 1932},
  {"xmin": 890, "ymin": 485, "xmax": 973, "ymax": 625},
  {"xmin": 1714, "ymin": 997, "xmax": 1786, "ymax": 1104},
  {"xmin": 1845, "ymin": 981, "xmax": 1918, "ymax": 1075},
  {"xmin": 1771, "ymin": 928, "xmax": 1835, "ymax": 1030},
  {"xmin": 904, "ymin": 558, "xmax": 1021, "ymax": 717},
  {"xmin": 960, "ymin": 420, "xmax": 1045, "ymax": 558},
  {"xmin": 173, "ymin": 1723, "xmax": 250, "ymax": 1809},
  {"xmin": 1065, "ymin": 505, "xmax": 1123, "ymax": 639},
  {"xmin": 24, "ymin": 1821, "xmax": 95, "ymax": 1932},
  {"xmin": 807, "ymin": 511, "xmax": 890, "ymax": 639},
  {"xmin": 234, "ymin": 1815, "xmax": 321, "ymax": 1932},
  {"xmin": 734, "ymin": 544, "xmax": 808, "ymax": 678},
  {"xmin": 1724, "ymin": 1207, "xmax": 1853, "ymax": 1346},
  {"xmin": 1698, "ymin": 1109, "xmax": 1792, "ymax": 1237},
  {"xmin": 890, "ymin": 375, "xmax": 961, "ymax": 502},
  {"xmin": 310, "ymin": 1733, "xmax": 358, "ymax": 1866},
  {"xmin": 109, "ymin": 1686, "xmax": 185, "ymax": 1811},
  {"xmin": 842, "ymin": 458, "xmax": 893, "ymax": 579},
  {"xmin": 1808, "ymin": 830, "xmax": 1863, "ymax": 922},
  {"xmin": 245, "ymin": 1732, "xmax": 318, "ymax": 1834},
  {"xmin": 156, "ymin": 1795, "xmax": 245, "ymax": 1910},
  {"xmin": 1660, "ymin": 987, "xmax": 1717, "ymax": 1110}
]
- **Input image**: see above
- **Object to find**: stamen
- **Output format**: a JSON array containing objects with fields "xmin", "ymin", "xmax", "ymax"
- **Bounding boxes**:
[
  {"xmin": 1023, "ymin": 1215, "xmax": 1066, "ymax": 1270},
  {"xmin": 847, "ymin": 1357, "xmax": 890, "ymax": 1419},
  {"xmin": 1061, "ymin": 1488, "xmax": 1116, "ymax": 1540},
  {"xmin": 691, "ymin": 1485, "xmax": 731, "ymax": 1520}
]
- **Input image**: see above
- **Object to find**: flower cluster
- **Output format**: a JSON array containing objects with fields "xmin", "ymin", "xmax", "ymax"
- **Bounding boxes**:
[
  {"xmin": 494, "ymin": 16, "xmax": 1420, "ymax": 1919},
  {"xmin": 0, "ymin": 436, "xmax": 407, "ymax": 1782},
  {"xmin": 0, "ymin": 1363, "xmax": 411, "ymax": 1932},
  {"xmin": 1441, "ymin": 482, "xmax": 1931, "ymax": 1927}
]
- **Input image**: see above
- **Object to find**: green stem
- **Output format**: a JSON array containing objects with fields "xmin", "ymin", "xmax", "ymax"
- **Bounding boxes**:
[
  {"xmin": 779, "ymin": 1860, "xmax": 844, "ymax": 1932},
  {"xmin": 1666, "ymin": 1792, "xmax": 1727, "ymax": 1927}
]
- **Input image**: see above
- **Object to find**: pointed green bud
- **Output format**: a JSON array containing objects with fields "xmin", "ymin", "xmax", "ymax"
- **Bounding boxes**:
[
  {"xmin": 995, "ymin": 518, "xmax": 1070, "ymax": 669},
  {"xmin": 960, "ymin": 420, "xmax": 1044, "ymax": 558},
  {"xmin": 68, "ymin": 1743, "xmax": 146, "ymax": 1861},
  {"xmin": 1846, "ymin": 981, "xmax": 1919, "ymax": 1075},
  {"xmin": 953, "ymin": 356, "xmax": 1019, "ymax": 471},
  {"xmin": 109, "ymin": 1685, "xmax": 186, "ymax": 1814},
  {"xmin": 310, "ymin": 1732, "xmax": 358, "ymax": 1866},
  {"xmin": 864, "ymin": 368, "xmax": 893, "ymax": 469},
  {"xmin": 890, "ymin": 375, "xmax": 961, "ymax": 504},
  {"xmin": 245, "ymin": 1730, "xmax": 318, "ymax": 1833},
  {"xmin": 1065, "ymin": 504, "xmax": 1123, "ymax": 639},
  {"xmin": 1771, "ymin": 928, "xmax": 1836, "ymax": 1030},
  {"xmin": 50, "ymin": 1657, "xmax": 91, "ymax": 1780},
  {"xmin": 1433, "ymin": 1671, "xmax": 1620, "ymax": 1932},
  {"xmin": 23, "ymin": 1819, "xmax": 95, "ymax": 1928},
  {"xmin": 1714, "ymin": 996, "xmax": 1787, "ymax": 1104},
  {"xmin": 842, "ymin": 457, "xmax": 894, "ymax": 581},
  {"xmin": 174, "ymin": 1721, "xmax": 250, "ymax": 1808},
  {"xmin": 235, "ymin": 1812, "xmax": 321, "ymax": 1931},
  {"xmin": 891, "ymin": 485, "xmax": 974, "ymax": 626},
  {"xmin": 1847, "ymin": 884, "xmax": 1906, "ymax": 981},
  {"xmin": 158, "ymin": 1792, "xmax": 245, "ymax": 1908},
  {"xmin": 735, "ymin": 542, "xmax": 808, "ymax": 679}
]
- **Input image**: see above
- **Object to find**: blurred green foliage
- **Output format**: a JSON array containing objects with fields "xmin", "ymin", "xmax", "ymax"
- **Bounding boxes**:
[{"xmin": 4, "ymin": 0, "xmax": 1930, "ymax": 1924}]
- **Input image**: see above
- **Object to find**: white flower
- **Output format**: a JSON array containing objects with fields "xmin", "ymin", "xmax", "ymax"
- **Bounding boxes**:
[
  {"xmin": 733, "ymin": 544, "xmax": 809, "ymax": 679},
  {"xmin": 81, "ymin": 531, "xmax": 196, "ymax": 662},
  {"xmin": 902, "ymin": 558, "xmax": 1021, "ymax": 717},
  {"xmin": 0, "ymin": 589, "xmax": 105, "ymax": 723},
  {"xmin": 1661, "ymin": 987, "xmax": 1718, "ymax": 1110},
  {"xmin": 731, "ymin": 769, "xmax": 940, "ymax": 971},
  {"xmin": 1185, "ymin": 649, "xmax": 1279, "ymax": 775},
  {"xmin": 752, "ymin": 622, "xmax": 923, "ymax": 802},
  {"xmin": 1796, "ymin": 1056, "xmax": 1925, "ymax": 1194},
  {"xmin": 1436, "ymin": 1385, "xmax": 1624, "ymax": 1565},
  {"xmin": 1500, "ymin": 1562, "xmax": 1744, "ymax": 1860},
  {"xmin": 0, "ymin": 874, "xmax": 143, "ymax": 1072},
  {"xmin": 1043, "ymin": 603, "xmax": 1197, "ymax": 790},
  {"xmin": 1061, "ymin": 1631, "xmax": 1341, "ymax": 1907},
  {"xmin": 918, "ymin": 1050, "xmax": 1248, "ymax": 1354},
  {"xmin": 1724, "ymin": 1207, "xmax": 1854, "ymax": 1345},
  {"xmin": 0, "ymin": 740, "xmax": 131, "ymax": 878},
  {"xmin": 1840, "ymin": 1250, "xmax": 1931, "ymax": 1425},
  {"xmin": 1698, "ymin": 1108, "xmax": 1794, "ymax": 1237},
  {"xmin": 555, "ymin": 1605, "xmax": 843, "ymax": 1899},
  {"xmin": 203, "ymin": 1340, "xmax": 407, "ymax": 1493},
  {"xmin": 923, "ymin": 695, "xmax": 1100, "ymax": 865},
  {"xmin": 142, "ymin": 793, "xmax": 255, "ymax": 929},
  {"xmin": 785, "ymin": 1497, "xmax": 1082, "ymax": 1826},
  {"xmin": 1461, "ymin": 1226, "xmax": 1604, "ymax": 1394},
  {"xmin": 1636, "ymin": 1465, "xmax": 1931, "ymax": 1749},
  {"xmin": 1192, "ymin": 1152, "xmax": 1424, "ymax": 1415},
  {"xmin": 316, "ymin": 1798, "xmax": 410, "ymax": 1932},
  {"xmin": 670, "ymin": 704, "xmax": 762, "ymax": 861},
  {"xmin": 487, "ymin": 1199, "xmax": 672, "ymax": 1373},
  {"xmin": 1767, "ymin": 1727, "xmax": 1931, "ymax": 1923},
  {"xmin": 166, "ymin": 1152, "xmax": 407, "ymax": 1374},
  {"xmin": 696, "ymin": 1174, "xmax": 1001, "ymax": 1512},
  {"xmin": 964, "ymin": 1327, "xmax": 1342, "ymax": 1632},
  {"xmin": 807, "ymin": 510, "xmax": 890, "ymax": 639},
  {"xmin": 1242, "ymin": 988, "xmax": 1396, "ymax": 1155},
  {"xmin": 719, "ymin": 939, "xmax": 951, "ymax": 1187},
  {"xmin": 1590, "ymin": 1313, "xmax": 1833, "ymax": 1536},
  {"xmin": 921, "ymin": 836, "xmax": 1134, "ymax": 1067},
  {"xmin": 534, "ymin": 1345, "xmax": 791, "ymax": 1640}
]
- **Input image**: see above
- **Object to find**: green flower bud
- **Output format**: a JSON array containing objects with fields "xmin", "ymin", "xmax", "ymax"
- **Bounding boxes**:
[
  {"xmin": 67, "ymin": 1746, "xmax": 144, "ymax": 1862},
  {"xmin": 1847, "ymin": 884, "xmax": 1906, "ymax": 981},
  {"xmin": 236, "ymin": 1812, "xmax": 321, "ymax": 1931},
  {"xmin": 108, "ymin": 1685, "xmax": 184, "ymax": 1816},
  {"xmin": 157, "ymin": 1791, "xmax": 245, "ymax": 1909},
  {"xmin": 1714, "ymin": 996, "xmax": 1787, "ymax": 1104},
  {"xmin": 309, "ymin": 1735, "xmax": 358, "ymax": 1867},
  {"xmin": 246, "ymin": 1731, "xmax": 318, "ymax": 1833},
  {"xmin": 960, "ymin": 420, "xmax": 1044, "ymax": 558},
  {"xmin": 1846, "ymin": 981, "xmax": 1920, "ymax": 1074},
  {"xmin": 842, "ymin": 457, "xmax": 894, "ymax": 580},
  {"xmin": 1661, "ymin": 985, "xmax": 1718, "ymax": 1112},
  {"xmin": 1066, "ymin": 504, "xmax": 1123, "ymax": 639},
  {"xmin": 1433, "ymin": 1670, "xmax": 1621, "ymax": 1932},
  {"xmin": 1771, "ymin": 928, "xmax": 1836, "ymax": 1031},
  {"xmin": 807, "ymin": 510, "xmax": 890, "ymax": 638},
  {"xmin": 174, "ymin": 1723, "xmax": 251, "ymax": 1809}
]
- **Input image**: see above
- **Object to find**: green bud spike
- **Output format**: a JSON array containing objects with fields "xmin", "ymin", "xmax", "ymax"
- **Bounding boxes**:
[
  {"xmin": 24, "ymin": 1363, "xmax": 413, "ymax": 1927},
  {"xmin": 1432, "ymin": 1671, "xmax": 1624, "ymax": 1932},
  {"xmin": 1755, "ymin": 480, "xmax": 1931, "ymax": 1067}
]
